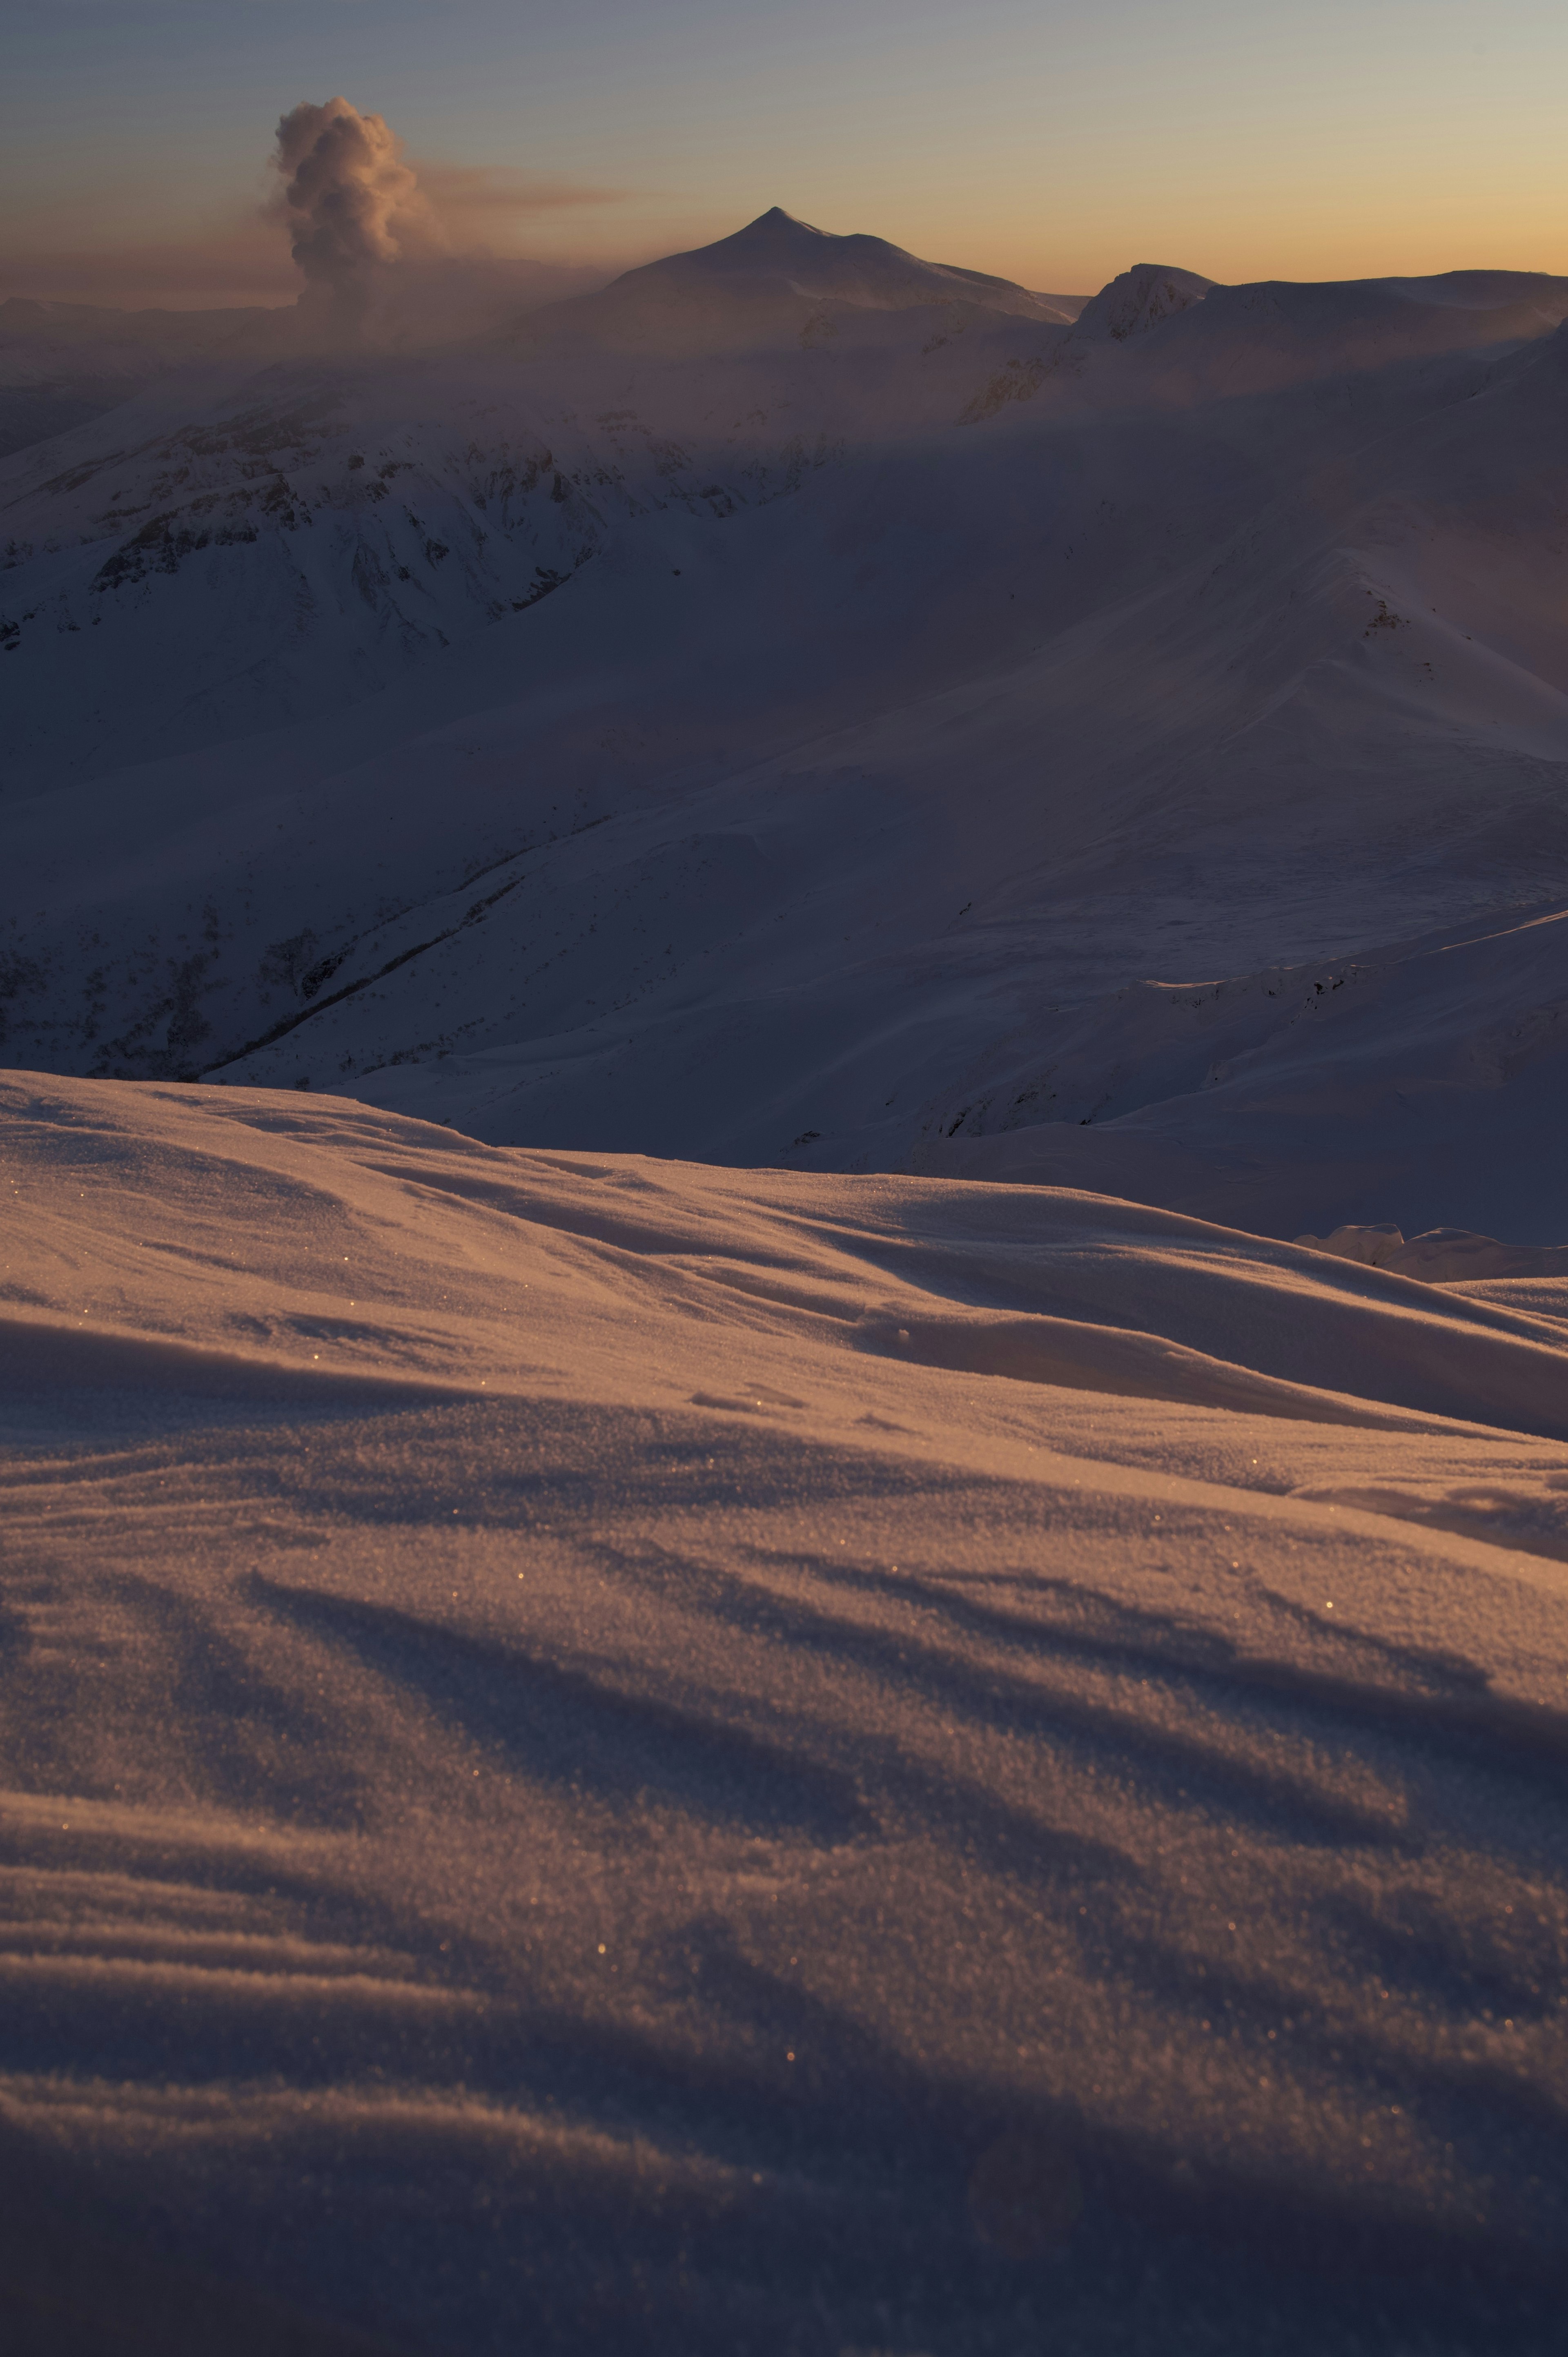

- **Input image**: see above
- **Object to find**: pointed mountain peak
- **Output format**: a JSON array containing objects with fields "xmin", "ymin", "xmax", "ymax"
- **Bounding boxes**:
[
  {"xmin": 745, "ymin": 207, "xmax": 822, "ymax": 232},
  {"xmin": 514, "ymin": 207, "xmax": 1070, "ymax": 352},
  {"xmin": 702, "ymin": 208, "xmax": 840, "ymax": 259}
]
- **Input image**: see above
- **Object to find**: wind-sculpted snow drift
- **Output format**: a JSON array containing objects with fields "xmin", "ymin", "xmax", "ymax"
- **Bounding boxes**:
[
  {"xmin": 4, "ymin": 217, "xmax": 1568, "ymax": 1249},
  {"xmin": 5, "ymin": 1072, "xmax": 1568, "ymax": 2352}
]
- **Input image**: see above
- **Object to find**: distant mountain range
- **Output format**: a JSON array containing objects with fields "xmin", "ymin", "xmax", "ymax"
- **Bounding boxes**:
[
  {"xmin": 4, "ymin": 213, "xmax": 1568, "ymax": 1243},
  {"xmin": 0, "ymin": 295, "xmax": 277, "ymax": 459}
]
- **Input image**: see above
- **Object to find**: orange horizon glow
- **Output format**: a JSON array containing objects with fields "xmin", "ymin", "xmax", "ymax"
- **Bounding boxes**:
[{"xmin": 7, "ymin": 184, "xmax": 1566, "ymax": 316}]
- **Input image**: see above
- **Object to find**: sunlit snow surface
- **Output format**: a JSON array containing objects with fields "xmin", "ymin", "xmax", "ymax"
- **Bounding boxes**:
[{"xmin": 4, "ymin": 1073, "xmax": 1568, "ymax": 2352}]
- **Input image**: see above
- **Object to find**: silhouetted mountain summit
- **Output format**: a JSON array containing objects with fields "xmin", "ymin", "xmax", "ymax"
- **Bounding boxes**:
[
  {"xmin": 511, "ymin": 207, "xmax": 1085, "ymax": 352},
  {"xmin": 1068, "ymin": 261, "xmax": 1216, "ymax": 342},
  {"xmin": 644, "ymin": 206, "xmax": 1078, "ymax": 315}
]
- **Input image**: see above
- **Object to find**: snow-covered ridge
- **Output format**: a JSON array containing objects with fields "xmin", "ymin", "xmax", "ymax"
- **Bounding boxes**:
[{"xmin": 4, "ymin": 221, "xmax": 1568, "ymax": 1250}]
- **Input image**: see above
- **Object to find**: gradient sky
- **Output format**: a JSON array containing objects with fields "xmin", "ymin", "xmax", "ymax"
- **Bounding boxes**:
[{"xmin": 4, "ymin": 0, "xmax": 1565, "ymax": 307}]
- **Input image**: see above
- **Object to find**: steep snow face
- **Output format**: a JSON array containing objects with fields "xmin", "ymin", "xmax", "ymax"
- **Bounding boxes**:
[
  {"xmin": 0, "ymin": 362, "xmax": 607, "ymax": 776},
  {"xmin": 0, "ymin": 359, "xmax": 713, "ymax": 779},
  {"xmin": 1067, "ymin": 260, "xmax": 1215, "ymax": 341},
  {"xmin": 4, "ymin": 231, "xmax": 1568, "ymax": 1245}
]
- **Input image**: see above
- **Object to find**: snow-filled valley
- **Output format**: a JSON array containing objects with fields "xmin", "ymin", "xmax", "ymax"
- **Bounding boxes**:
[{"xmin": 5, "ymin": 210, "xmax": 1568, "ymax": 2353}]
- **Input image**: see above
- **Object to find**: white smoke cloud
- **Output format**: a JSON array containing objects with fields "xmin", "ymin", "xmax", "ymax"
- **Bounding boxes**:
[
  {"xmin": 273, "ymin": 98, "xmax": 444, "ymax": 321},
  {"xmin": 267, "ymin": 99, "xmax": 630, "ymax": 348}
]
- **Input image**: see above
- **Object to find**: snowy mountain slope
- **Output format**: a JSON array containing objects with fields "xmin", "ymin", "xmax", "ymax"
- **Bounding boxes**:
[
  {"xmin": 216, "ymin": 314, "xmax": 1568, "ymax": 1199},
  {"xmin": 0, "ymin": 358, "xmax": 648, "ymax": 778},
  {"xmin": 914, "ymin": 899, "xmax": 1568, "ymax": 1244},
  {"xmin": 6, "ymin": 237, "xmax": 1558, "ymax": 792},
  {"xmin": 0, "ymin": 352, "xmax": 839, "ymax": 784},
  {"xmin": 4, "ymin": 227, "xmax": 1568, "ymax": 1243},
  {"xmin": 0, "ymin": 226, "xmax": 1085, "ymax": 784}
]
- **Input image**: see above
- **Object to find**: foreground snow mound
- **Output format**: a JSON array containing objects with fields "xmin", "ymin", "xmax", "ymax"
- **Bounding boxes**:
[{"xmin": 4, "ymin": 1073, "xmax": 1568, "ymax": 2353}]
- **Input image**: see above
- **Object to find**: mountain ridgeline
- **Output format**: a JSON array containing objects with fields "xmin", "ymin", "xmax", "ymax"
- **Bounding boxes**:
[{"xmin": 4, "ymin": 213, "xmax": 1568, "ymax": 1242}]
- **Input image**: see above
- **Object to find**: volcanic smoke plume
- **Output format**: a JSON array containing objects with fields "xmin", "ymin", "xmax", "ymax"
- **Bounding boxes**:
[{"xmin": 273, "ymin": 98, "xmax": 443, "ymax": 321}]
